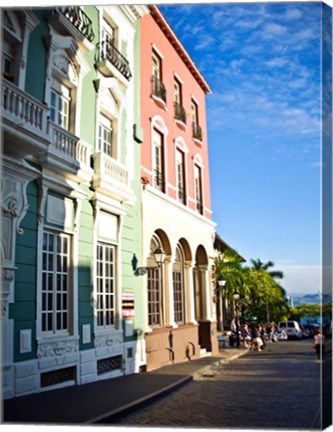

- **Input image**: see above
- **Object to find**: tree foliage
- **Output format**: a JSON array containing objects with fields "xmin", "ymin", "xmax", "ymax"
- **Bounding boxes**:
[{"xmin": 215, "ymin": 252, "xmax": 288, "ymax": 323}]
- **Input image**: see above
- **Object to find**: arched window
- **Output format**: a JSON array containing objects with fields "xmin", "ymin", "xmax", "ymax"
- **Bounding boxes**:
[
  {"xmin": 173, "ymin": 243, "xmax": 185, "ymax": 324},
  {"xmin": 147, "ymin": 235, "xmax": 163, "ymax": 327}
]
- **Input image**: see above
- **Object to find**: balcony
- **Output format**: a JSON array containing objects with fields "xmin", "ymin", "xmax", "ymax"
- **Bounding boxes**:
[
  {"xmin": 50, "ymin": 7, "xmax": 95, "ymax": 48},
  {"xmin": 174, "ymin": 102, "xmax": 187, "ymax": 130},
  {"xmin": 2, "ymin": 79, "xmax": 49, "ymax": 158},
  {"xmin": 95, "ymin": 40, "xmax": 132, "ymax": 82},
  {"xmin": 152, "ymin": 76, "xmax": 167, "ymax": 108},
  {"xmin": 192, "ymin": 122, "xmax": 203, "ymax": 142},
  {"xmin": 38, "ymin": 122, "xmax": 91, "ymax": 181},
  {"xmin": 92, "ymin": 152, "xmax": 134, "ymax": 203}
]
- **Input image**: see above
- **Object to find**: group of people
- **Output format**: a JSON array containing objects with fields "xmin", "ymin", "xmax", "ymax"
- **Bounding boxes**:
[
  {"xmin": 230, "ymin": 320, "xmax": 269, "ymax": 351},
  {"xmin": 230, "ymin": 319, "xmax": 326, "ymax": 361}
]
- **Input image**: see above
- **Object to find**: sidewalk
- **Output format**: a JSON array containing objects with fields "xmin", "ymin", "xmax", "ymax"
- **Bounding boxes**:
[{"xmin": 2, "ymin": 346, "xmax": 246, "ymax": 425}]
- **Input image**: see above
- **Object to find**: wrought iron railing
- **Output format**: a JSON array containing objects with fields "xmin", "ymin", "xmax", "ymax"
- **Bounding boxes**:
[
  {"xmin": 192, "ymin": 122, "xmax": 203, "ymax": 141},
  {"xmin": 57, "ymin": 7, "xmax": 95, "ymax": 42},
  {"xmin": 196, "ymin": 200, "xmax": 203, "ymax": 214},
  {"xmin": 152, "ymin": 76, "xmax": 166, "ymax": 103},
  {"xmin": 177, "ymin": 186, "xmax": 186, "ymax": 204},
  {"xmin": 96, "ymin": 40, "xmax": 132, "ymax": 80},
  {"xmin": 174, "ymin": 102, "xmax": 187, "ymax": 123},
  {"xmin": 153, "ymin": 169, "xmax": 164, "ymax": 191}
]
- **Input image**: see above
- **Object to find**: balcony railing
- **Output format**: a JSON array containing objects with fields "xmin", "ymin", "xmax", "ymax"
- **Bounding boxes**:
[
  {"xmin": 177, "ymin": 185, "xmax": 186, "ymax": 204},
  {"xmin": 50, "ymin": 123, "xmax": 78, "ymax": 159},
  {"xmin": 2, "ymin": 79, "xmax": 48, "ymax": 137},
  {"xmin": 96, "ymin": 40, "xmax": 132, "ymax": 81},
  {"xmin": 192, "ymin": 122, "xmax": 203, "ymax": 141},
  {"xmin": 196, "ymin": 200, "xmax": 204, "ymax": 215},
  {"xmin": 174, "ymin": 102, "xmax": 187, "ymax": 124},
  {"xmin": 152, "ymin": 76, "xmax": 166, "ymax": 103},
  {"xmin": 56, "ymin": 7, "xmax": 95, "ymax": 42},
  {"xmin": 153, "ymin": 169, "xmax": 164, "ymax": 192}
]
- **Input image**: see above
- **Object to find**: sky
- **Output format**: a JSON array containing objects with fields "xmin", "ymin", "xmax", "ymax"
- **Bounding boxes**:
[{"xmin": 159, "ymin": 1, "xmax": 329, "ymax": 296}]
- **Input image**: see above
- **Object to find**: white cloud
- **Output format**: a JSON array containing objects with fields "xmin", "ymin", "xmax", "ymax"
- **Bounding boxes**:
[{"xmin": 277, "ymin": 264, "xmax": 321, "ymax": 295}]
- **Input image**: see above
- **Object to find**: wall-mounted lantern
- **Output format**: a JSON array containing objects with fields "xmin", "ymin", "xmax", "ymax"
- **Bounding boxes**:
[{"xmin": 131, "ymin": 247, "xmax": 166, "ymax": 276}]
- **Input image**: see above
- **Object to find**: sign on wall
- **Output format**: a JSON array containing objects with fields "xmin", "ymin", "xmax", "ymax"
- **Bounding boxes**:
[{"xmin": 122, "ymin": 292, "xmax": 135, "ymax": 318}]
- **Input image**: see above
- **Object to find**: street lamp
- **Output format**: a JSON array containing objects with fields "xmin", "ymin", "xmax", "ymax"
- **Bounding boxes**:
[
  {"xmin": 217, "ymin": 279, "xmax": 226, "ymax": 331},
  {"xmin": 233, "ymin": 291, "xmax": 240, "ymax": 348}
]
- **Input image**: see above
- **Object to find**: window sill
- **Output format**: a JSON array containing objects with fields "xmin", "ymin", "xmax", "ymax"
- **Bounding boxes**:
[
  {"xmin": 175, "ymin": 118, "xmax": 187, "ymax": 131},
  {"xmin": 193, "ymin": 137, "xmax": 203, "ymax": 147},
  {"xmin": 152, "ymin": 94, "xmax": 167, "ymax": 111}
]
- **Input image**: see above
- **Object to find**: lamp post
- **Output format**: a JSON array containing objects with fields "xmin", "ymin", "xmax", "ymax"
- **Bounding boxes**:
[
  {"xmin": 217, "ymin": 279, "xmax": 226, "ymax": 331},
  {"xmin": 233, "ymin": 291, "xmax": 240, "ymax": 348}
]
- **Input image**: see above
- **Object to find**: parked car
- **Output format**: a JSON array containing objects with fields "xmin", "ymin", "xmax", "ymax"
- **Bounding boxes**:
[{"xmin": 277, "ymin": 320, "xmax": 303, "ymax": 339}]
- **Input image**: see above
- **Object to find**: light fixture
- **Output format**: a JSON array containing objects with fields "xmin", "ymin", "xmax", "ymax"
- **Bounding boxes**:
[
  {"xmin": 218, "ymin": 279, "xmax": 226, "ymax": 288},
  {"xmin": 233, "ymin": 291, "xmax": 240, "ymax": 301},
  {"xmin": 131, "ymin": 247, "xmax": 166, "ymax": 276}
]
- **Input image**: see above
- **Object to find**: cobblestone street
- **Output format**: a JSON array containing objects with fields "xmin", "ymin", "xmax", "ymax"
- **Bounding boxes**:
[{"xmin": 112, "ymin": 340, "xmax": 324, "ymax": 429}]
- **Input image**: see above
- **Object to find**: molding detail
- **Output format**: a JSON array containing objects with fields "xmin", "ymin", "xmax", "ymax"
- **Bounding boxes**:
[
  {"xmin": 94, "ymin": 334, "xmax": 122, "ymax": 348},
  {"xmin": 37, "ymin": 339, "xmax": 79, "ymax": 358}
]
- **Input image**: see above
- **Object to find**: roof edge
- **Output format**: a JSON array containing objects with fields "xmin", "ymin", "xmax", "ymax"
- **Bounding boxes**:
[{"xmin": 149, "ymin": 5, "xmax": 212, "ymax": 95}]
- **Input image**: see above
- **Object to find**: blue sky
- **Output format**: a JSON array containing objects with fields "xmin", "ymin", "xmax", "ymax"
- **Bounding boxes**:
[{"xmin": 159, "ymin": 1, "xmax": 326, "ymax": 295}]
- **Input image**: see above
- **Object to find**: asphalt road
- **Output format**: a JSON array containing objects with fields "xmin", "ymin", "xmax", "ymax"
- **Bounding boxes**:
[{"xmin": 110, "ymin": 339, "xmax": 330, "ymax": 429}]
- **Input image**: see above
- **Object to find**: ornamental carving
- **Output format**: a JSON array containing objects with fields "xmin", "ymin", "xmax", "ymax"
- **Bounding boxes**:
[
  {"xmin": 94, "ymin": 335, "xmax": 122, "ymax": 348},
  {"xmin": 37, "ymin": 340, "xmax": 79, "ymax": 358}
]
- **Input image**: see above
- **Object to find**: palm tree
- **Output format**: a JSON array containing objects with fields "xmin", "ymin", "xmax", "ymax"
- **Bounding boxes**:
[
  {"xmin": 250, "ymin": 259, "xmax": 286, "ymax": 322},
  {"xmin": 250, "ymin": 258, "xmax": 284, "ymax": 279}
]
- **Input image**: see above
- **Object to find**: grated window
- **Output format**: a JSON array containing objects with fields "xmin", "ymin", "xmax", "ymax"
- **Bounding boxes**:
[
  {"xmin": 97, "ymin": 355, "xmax": 122, "ymax": 375},
  {"xmin": 41, "ymin": 366, "xmax": 76, "ymax": 388}
]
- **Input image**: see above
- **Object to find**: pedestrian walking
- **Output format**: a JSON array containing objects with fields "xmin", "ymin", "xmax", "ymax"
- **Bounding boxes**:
[
  {"xmin": 250, "ymin": 323, "xmax": 264, "ymax": 351},
  {"xmin": 313, "ymin": 329, "xmax": 325, "ymax": 362},
  {"xmin": 258, "ymin": 323, "xmax": 266, "ymax": 349}
]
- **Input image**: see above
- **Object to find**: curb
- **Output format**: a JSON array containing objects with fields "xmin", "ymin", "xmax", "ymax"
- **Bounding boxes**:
[
  {"xmin": 86, "ymin": 349, "xmax": 248, "ymax": 425},
  {"xmin": 85, "ymin": 375, "xmax": 193, "ymax": 425}
]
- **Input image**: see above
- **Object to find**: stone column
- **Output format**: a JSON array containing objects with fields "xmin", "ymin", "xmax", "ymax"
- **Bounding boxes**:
[
  {"xmin": 185, "ymin": 261, "xmax": 196, "ymax": 324},
  {"xmin": 163, "ymin": 256, "xmax": 176, "ymax": 328}
]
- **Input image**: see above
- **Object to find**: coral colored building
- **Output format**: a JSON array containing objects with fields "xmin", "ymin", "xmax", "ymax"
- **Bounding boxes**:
[{"xmin": 139, "ymin": 6, "xmax": 218, "ymax": 371}]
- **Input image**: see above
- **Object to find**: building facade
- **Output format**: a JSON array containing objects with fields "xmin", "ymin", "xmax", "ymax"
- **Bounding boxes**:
[
  {"xmin": 139, "ymin": 6, "xmax": 218, "ymax": 371},
  {"xmin": 1, "ymin": 5, "xmax": 148, "ymax": 398}
]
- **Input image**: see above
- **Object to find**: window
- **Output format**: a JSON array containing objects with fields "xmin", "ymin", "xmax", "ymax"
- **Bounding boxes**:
[
  {"xmin": 96, "ymin": 242, "xmax": 116, "ymax": 328},
  {"xmin": 50, "ymin": 80, "xmax": 71, "ymax": 131},
  {"xmin": 174, "ymin": 78, "xmax": 186, "ymax": 123},
  {"xmin": 152, "ymin": 128, "xmax": 164, "ymax": 191},
  {"xmin": 147, "ymin": 236, "xmax": 163, "ymax": 327},
  {"xmin": 100, "ymin": 21, "xmax": 115, "ymax": 60},
  {"xmin": 152, "ymin": 50, "xmax": 166, "ymax": 102},
  {"xmin": 2, "ymin": 42, "xmax": 14, "ymax": 81},
  {"xmin": 191, "ymin": 99, "xmax": 202, "ymax": 140},
  {"xmin": 2, "ymin": 11, "xmax": 23, "ymax": 85},
  {"xmin": 176, "ymin": 149, "xmax": 185, "ymax": 204},
  {"xmin": 42, "ymin": 232, "xmax": 71, "ymax": 334},
  {"xmin": 98, "ymin": 114, "xmax": 113, "ymax": 156},
  {"xmin": 173, "ymin": 244, "xmax": 185, "ymax": 324},
  {"xmin": 194, "ymin": 165, "xmax": 203, "ymax": 214}
]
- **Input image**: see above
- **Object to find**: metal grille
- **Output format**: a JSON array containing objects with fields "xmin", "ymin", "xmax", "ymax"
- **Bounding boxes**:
[
  {"xmin": 41, "ymin": 366, "xmax": 76, "ymax": 388},
  {"xmin": 97, "ymin": 355, "xmax": 122, "ymax": 375}
]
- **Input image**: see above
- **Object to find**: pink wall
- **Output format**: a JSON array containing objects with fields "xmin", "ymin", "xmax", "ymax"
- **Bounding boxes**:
[{"xmin": 140, "ymin": 8, "xmax": 212, "ymax": 218}]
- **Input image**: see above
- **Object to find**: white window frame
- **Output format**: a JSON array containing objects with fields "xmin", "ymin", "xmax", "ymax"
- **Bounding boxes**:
[
  {"xmin": 194, "ymin": 164, "xmax": 203, "ymax": 214},
  {"xmin": 97, "ymin": 113, "xmax": 113, "ymax": 156},
  {"xmin": 173, "ymin": 244, "xmax": 185, "ymax": 325},
  {"xmin": 152, "ymin": 128, "xmax": 164, "ymax": 191},
  {"xmin": 50, "ymin": 79, "xmax": 71, "ymax": 131},
  {"xmin": 176, "ymin": 149, "xmax": 185, "ymax": 204},
  {"xmin": 96, "ymin": 242, "xmax": 117, "ymax": 329},
  {"xmin": 41, "ymin": 230, "xmax": 72, "ymax": 336}
]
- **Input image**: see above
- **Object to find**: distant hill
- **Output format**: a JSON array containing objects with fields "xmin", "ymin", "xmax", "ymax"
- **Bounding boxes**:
[{"xmin": 291, "ymin": 293, "xmax": 332, "ymax": 306}]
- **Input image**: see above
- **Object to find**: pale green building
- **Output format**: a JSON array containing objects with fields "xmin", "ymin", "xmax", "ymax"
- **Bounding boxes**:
[{"xmin": 1, "ymin": 5, "xmax": 148, "ymax": 398}]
